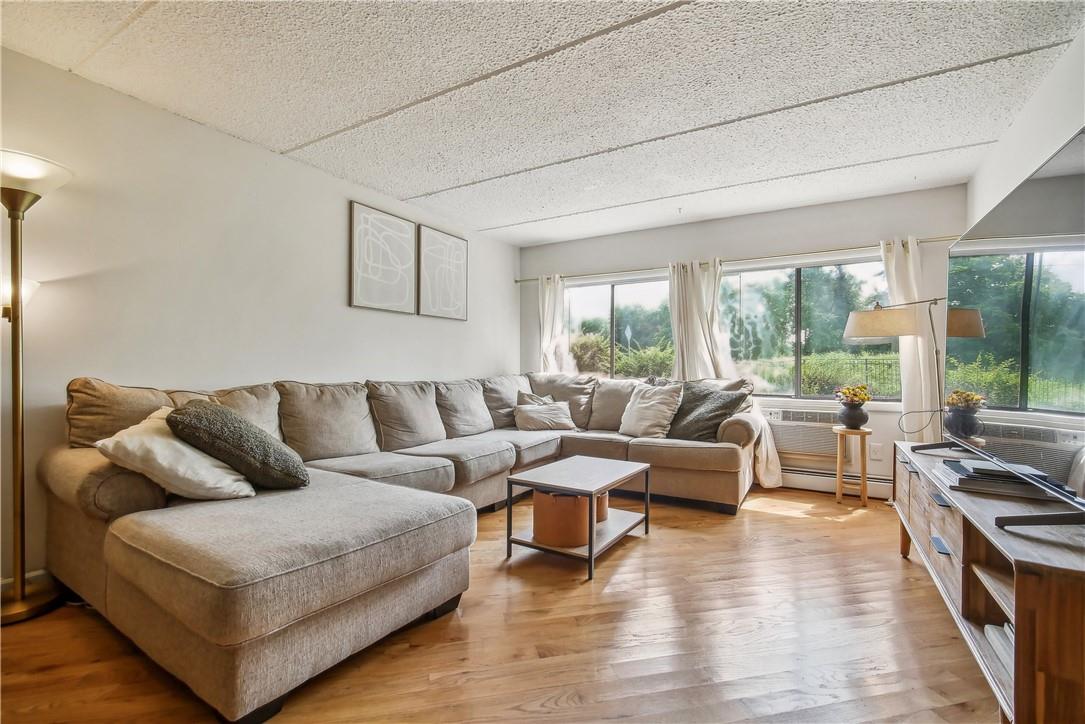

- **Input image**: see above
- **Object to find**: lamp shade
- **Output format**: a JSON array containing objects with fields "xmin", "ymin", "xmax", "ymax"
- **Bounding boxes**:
[
  {"xmin": 844, "ymin": 307, "xmax": 920, "ymax": 343},
  {"xmin": 1, "ymin": 149, "xmax": 72, "ymax": 198},
  {"xmin": 947, "ymin": 307, "xmax": 985, "ymax": 338}
]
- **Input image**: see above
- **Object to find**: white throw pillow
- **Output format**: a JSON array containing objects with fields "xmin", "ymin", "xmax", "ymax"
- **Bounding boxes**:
[
  {"xmin": 514, "ymin": 401, "xmax": 576, "ymax": 431},
  {"xmin": 619, "ymin": 383, "xmax": 684, "ymax": 438},
  {"xmin": 96, "ymin": 407, "xmax": 255, "ymax": 500}
]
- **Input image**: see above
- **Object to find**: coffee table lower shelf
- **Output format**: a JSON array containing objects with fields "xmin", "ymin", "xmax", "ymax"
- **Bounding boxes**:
[{"xmin": 510, "ymin": 508, "xmax": 645, "ymax": 561}]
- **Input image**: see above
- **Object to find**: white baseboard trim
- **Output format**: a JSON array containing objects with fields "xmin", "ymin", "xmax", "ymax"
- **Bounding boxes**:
[{"xmin": 780, "ymin": 468, "xmax": 893, "ymax": 501}]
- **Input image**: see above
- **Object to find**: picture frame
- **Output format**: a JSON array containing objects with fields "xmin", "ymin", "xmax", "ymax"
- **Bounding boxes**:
[
  {"xmin": 349, "ymin": 201, "xmax": 418, "ymax": 315},
  {"xmin": 418, "ymin": 226, "xmax": 468, "ymax": 321}
]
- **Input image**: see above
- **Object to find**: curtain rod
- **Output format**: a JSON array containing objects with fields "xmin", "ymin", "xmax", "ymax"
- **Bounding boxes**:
[{"xmin": 513, "ymin": 234, "xmax": 962, "ymax": 284}]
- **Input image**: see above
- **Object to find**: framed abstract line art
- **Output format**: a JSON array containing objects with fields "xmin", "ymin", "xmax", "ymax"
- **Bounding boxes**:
[
  {"xmin": 419, "ymin": 226, "xmax": 468, "ymax": 320},
  {"xmin": 350, "ymin": 202, "xmax": 417, "ymax": 314}
]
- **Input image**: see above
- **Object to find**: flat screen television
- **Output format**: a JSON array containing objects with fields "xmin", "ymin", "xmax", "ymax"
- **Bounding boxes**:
[{"xmin": 938, "ymin": 131, "xmax": 1085, "ymax": 528}]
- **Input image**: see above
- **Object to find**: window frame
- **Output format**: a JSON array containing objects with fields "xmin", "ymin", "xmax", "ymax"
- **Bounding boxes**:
[
  {"xmin": 564, "ymin": 272, "xmax": 670, "ymax": 380},
  {"xmin": 948, "ymin": 249, "xmax": 1085, "ymax": 417}
]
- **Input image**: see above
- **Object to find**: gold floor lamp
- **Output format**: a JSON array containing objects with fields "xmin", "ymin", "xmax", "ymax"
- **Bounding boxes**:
[{"xmin": 1, "ymin": 149, "xmax": 72, "ymax": 625}]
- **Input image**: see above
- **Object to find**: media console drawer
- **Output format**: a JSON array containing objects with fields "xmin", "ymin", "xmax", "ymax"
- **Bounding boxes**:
[
  {"xmin": 926, "ymin": 534, "xmax": 963, "ymax": 609},
  {"xmin": 919, "ymin": 475, "xmax": 964, "ymax": 561}
]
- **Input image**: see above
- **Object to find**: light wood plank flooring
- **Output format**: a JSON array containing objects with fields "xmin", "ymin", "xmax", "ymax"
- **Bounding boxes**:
[{"xmin": 2, "ymin": 489, "xmax": 998, "ymax": 723}]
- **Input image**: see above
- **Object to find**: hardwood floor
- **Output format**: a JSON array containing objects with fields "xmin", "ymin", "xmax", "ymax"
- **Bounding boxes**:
[{"xmin": 1, "ymin": 489, "xmax": 998, "ymax": 723}]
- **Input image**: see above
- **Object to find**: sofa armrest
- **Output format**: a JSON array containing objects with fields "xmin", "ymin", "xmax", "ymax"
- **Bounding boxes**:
[
  {"xmin": 38, "ymin": 446, "xmax": 167, "ymax": 521},
  {"xmin": 716, "ymin": 413, "xmax": 760, "ymax": 448}
]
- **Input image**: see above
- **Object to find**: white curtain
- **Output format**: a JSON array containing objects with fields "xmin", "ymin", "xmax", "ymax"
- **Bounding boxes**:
[
  {"xmin": 539, "ymin": 274, "xmax": 569, "ymax": 373},
  {"xmin": 668, "ymin": 259, "xmax": 737, "ymax": 381},
  {"xmin": 881, "ymin": 237, "xmax": 940, "ymax": 443},
  {"xmin": 669, "ymin": 259, "xmax": 781, "ymax": 487}
]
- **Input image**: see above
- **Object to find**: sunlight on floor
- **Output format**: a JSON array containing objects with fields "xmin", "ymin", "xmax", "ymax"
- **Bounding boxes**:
[{"xmin": 743, "ymin": 492, "xmax": 885, "ymax": 520}]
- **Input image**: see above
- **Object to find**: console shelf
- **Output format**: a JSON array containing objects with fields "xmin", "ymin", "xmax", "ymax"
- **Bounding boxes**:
[
  {"xmin": 972, "ymin": 564, "xmax": 1016, "ymax": 620},
  {"xmin": 894, "ymin": 443, "xmax": 1085, "ymax": 724}
]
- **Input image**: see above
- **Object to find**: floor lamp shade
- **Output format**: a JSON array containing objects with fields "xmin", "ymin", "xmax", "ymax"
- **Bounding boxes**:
[
  {"xmin": 1, "ymin": 149, "xmax": 73, "ymax": 200},
  {"xmin": 1, "ymin": 149, "xmax": 71, "ymax": 625},
  {"xmin": 947, "ymin": 307, "xmax": 985, "ymax": 338},
  {"xmin": 843, "ymin": 307, "xmax": 920, "ymax": 342}
]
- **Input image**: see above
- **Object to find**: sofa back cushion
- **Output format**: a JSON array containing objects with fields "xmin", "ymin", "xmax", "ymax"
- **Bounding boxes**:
[
  {"xmin": 168, "ymin": 383, "xmax": 283, "ymax": 440},
  {"xmin": 67, "ymin": 377, "xmax": 173, "ymax": 447},
  {"xmin": 276, "ymin": 381, "xmax": 379, "ymax": 461},
  {"xmin": 527, "ymin": 373, "xmax": 597, "ymax": 428},
  {"xmin": 587, "ymin": 378, "xmax": 639, "ymax": 431},
  {"xmin": 478, "ymin": 374, "xmax": 531, "ymax": 428},
  {"xmin": 434, "ymin": 380, "xmax": 494, "ymax": 438},
  {"xmin": 366, "ymin": 381, "xmax": 447, "ymax": 451}
]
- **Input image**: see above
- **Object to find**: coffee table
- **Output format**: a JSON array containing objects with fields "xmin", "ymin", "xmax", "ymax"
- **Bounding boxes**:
[{"xmin": 506, "ymin": 455, "xmax": 650, "ymax": 580}]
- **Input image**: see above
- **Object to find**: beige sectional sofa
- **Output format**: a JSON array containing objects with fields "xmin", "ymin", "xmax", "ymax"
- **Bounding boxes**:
[{"xmin": 40, "ymin": 372, "xmax": 762, "ymax": 722}]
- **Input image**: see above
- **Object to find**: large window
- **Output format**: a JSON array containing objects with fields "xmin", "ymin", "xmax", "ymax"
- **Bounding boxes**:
[
  {"xmin": 720, "ymin": 261, "xmax": 900, "ymax": 399},
  {"xmin": 947, "ymin": 250, "xmax": 1085, "ymax": 414},
  {"xmin": 566, "ymin": 279, "xmax": 673, "ymax": 378}
]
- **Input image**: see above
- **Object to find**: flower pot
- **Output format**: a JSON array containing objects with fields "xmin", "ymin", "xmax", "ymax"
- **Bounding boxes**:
[
  {"xmin": 837, "ymin": 402, "xmax": 868, "ymax": 430},
  {"xmin": 945, "ymin": 406, "xmax": 982, "ymax": 439}
]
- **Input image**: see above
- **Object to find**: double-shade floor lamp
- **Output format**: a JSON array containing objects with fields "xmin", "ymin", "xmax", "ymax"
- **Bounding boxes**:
[
  {"xmin": 1, "ymin": 149, "xmax": 73, "ymax": 625},
  {"xmin": 844, "ymin": 298, "xmax": 985, "ymax": 446}
]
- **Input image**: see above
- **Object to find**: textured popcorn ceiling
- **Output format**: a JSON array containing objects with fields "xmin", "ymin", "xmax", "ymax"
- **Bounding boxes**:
[{"xmin": 3, "ymin": 1, "xmax": 1084, "ymax": 245}]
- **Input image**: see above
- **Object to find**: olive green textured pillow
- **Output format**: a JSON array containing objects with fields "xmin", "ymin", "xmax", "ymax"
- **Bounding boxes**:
[{"xmin": 166, "ymin": 400, "xmax": 309, "ymax": 490}]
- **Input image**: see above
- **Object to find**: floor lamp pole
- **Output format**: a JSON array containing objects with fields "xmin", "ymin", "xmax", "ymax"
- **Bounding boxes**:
[{"xmin": 1, "ymin": 186, "xmax": 61, "ymax": 625}]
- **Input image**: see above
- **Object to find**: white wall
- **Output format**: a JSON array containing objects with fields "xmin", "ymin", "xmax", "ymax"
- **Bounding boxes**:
[
  {"xmin": 967, "ymin": 28, "xmax": 1085, "ymax": 229},
  {"xmin": 518, "ymin": 186, "xmax": 968, "ymax": 485},
  {"xmin": 0, "ymin": 50, "xmax": 521, "ymax": 576}
]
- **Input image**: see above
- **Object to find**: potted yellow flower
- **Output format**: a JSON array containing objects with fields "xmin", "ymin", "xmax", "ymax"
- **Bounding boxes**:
[
  {"xmin": 834, "ymin": 383, "xmax": 872, "ymax": 429},
  {"xmin": 944, "ymin": 389, "xmax": 985, "ymax": 438}
]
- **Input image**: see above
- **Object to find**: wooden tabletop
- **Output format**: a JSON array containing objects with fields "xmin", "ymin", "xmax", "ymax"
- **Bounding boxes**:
[
  {"xmin": 832, "ymin": 425, "xmax": 872, "ymax": 435},
  {"xmin": 507, "ymin": 455, "xmax": 650, "ymax": 495}
]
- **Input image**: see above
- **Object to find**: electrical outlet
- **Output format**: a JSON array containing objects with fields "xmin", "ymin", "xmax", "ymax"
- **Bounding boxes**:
[
  {"xmin": 868, "ymin": 442, "xmax": 884, "ymax": 461},
  {"xmin": 764, "ymin": 408, "xmax": 782, "ymax": 421}
]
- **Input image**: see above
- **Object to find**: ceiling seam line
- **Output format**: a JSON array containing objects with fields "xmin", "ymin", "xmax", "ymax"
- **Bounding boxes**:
[
  {"xmin": 280, "ymin": 0, "xmax": 693, "ymax": 154},
  {"xmin": 407, "ymin": 39, "xmax": 1071, "ymax": 201},
  {"xmin": 71, "ymin": 0, "xmax": 157, "ymax": 71},
  {"xmin": 475, "ymin": 140, "xmax": 997, "ymax": 232}
]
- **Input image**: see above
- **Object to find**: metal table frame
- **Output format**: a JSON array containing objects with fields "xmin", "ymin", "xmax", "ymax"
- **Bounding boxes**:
[{"xmin": 505, "ymin": 465, "xmax": 650, "ymax": 580}]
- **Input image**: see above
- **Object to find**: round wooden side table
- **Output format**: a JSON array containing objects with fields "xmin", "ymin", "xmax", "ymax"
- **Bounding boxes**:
[{"xmin": 832, "ymin": 425, "xmax": 872, "ymax": 507}]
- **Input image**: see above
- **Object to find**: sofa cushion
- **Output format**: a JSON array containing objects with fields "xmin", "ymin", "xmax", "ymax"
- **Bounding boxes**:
[
  {"xmin": 667, "ymin": 383, "xmax": 751, "ymax": 443},
  {"xmin": 167, "ymin": 401, "xmax": 309, "ymax": 490},
  {"xmin": 67, "ymin": 377, "xmax": 172, "ymax": 447},
  {"xmin": 478, "ymin": 374, "xmax": 531, "ymax": 428},
  {"xmin": 276, "ymin": 382, "xmax": 379, "ymax": 461},
  {"xmin": 307, "ymin": 452, "xmax": 454, "ymax": 493},
  {"xmin": 397, "ymin": 438, "xmax": 515, "ymax": 486},
  {"xmin": 39, "ymin": 446, "xmax": 167, "ymax": 521},
  {"xmin": 628, "ymin": 437, "xmax": 743, "ymax": 472},
  {"xmin": 619, "ymin": 383, "xmax": 683, "ymax": 438},
  {"xmin": 469, "ymin": 429, "xmax": 562, "ymax": 469},
  {"xmin": 168, "ymin": 383, "xmax": 283, "ymax": 440},
  {"xmin": 434, "ymin": 380, "xmax": 494, "ymax": 438},
  {"xmin": 559, "ymin": 430, "xmax": 632, "ymax": 461},
  {"xmin": 366, "ymin": 381, "xmax": 447, "ymax": 451},
  {"xmin": 104, "ymin": 470, "xmax": 476, "ymax": 647},
  {"xmin": 96, "ymin": 407, "xmax": 256, "ymax": 500},
  {"xmin": 587, "ymin": 378, "xmax": 638, "ymax": 431},
  {"xmin": 527, "ymin": 373, "xmax": 596, "ymax": 428},
  {"xmin": 514, "ymin": 401, "xmax": 576, "ymax": 431}
]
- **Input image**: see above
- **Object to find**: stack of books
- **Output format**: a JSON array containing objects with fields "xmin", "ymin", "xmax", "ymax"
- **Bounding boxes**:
[{"xmin": 936, "ymin": 459, "xmax": 1070, "ymax": 500}]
